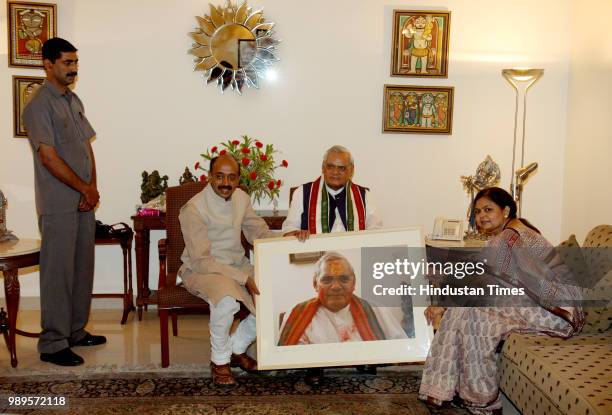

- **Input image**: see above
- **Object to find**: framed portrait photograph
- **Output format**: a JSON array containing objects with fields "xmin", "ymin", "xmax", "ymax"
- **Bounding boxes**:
[
  {"xmin": 391, "ymin": 10, "xmax": 451, "ymax": 77},
  {"xmin": 7, "ymin": 1, "xmax": 57, "ymax": 68},
  {"xmin": 13, "ymin": 75, "xmax": 44, "ymax": 137},
  {"xmin": 255, "ymin": 227, "xmax": 433, "ymax": 370},
  {"xmin": 383, "ymin": 84, "xmax": 454, "ymax": 134}
]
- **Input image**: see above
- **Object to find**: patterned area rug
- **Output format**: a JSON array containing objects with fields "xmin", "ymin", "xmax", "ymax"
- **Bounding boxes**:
[{"xmin": 0, "ymin": 369, "xmax": 467, "ymax": 414}]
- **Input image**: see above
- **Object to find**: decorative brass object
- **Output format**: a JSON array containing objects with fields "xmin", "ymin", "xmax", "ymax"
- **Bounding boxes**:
[
  {"xmin": 179, "ymin": 167, "xmax": 198, "ymax": 185},
  {"xmin": 188, "ymin": 1, "xmax": 280, "ymax": 94},
  {"xmin": 461, "ymin": 155, "xmax": 501, "ymax": 238},
  {"xmin": 0, "ymin": 189, "xmax": 7, "ymax": 238}
]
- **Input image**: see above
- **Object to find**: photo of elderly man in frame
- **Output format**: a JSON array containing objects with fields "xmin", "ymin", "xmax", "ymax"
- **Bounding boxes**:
[
  {"xmin": 277, "ymin": 250, "xmax": 411, "ymax": 346},
  {"xmin": 255, "ymin": 227, "xmax": 432, "ymax": 371}
]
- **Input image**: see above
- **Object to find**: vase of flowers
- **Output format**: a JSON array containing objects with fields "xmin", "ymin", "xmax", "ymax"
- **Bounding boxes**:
[{"xmin": 195, "ymin": 135, "xmax": 288, "ymax": 207}]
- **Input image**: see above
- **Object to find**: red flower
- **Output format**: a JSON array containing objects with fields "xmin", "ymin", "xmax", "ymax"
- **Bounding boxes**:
[
  {"xmin": 232, "ymin": 140, "xmax": 240, "ymax": 145},
  {"xmin": 255, "ymin": 141, "xmax": 263, "ymax": 148},
  {"xmin": 211, "ymin": 146, "xmax": 218, "ymax": 153},
  {"xmin": 276, "ymin": 179, "xmax": 282, "ymax": 188},
  {"xmin": 260, "ymin": 154, "xmax": 268, "ymax": 161},
  {"xmin": 267, "ymin": 180, "xmax": 275, "ymax": 190},
  {"xmin": 199, "ymin": 174, "xmax": 206, "ymax": 182},
  {"xmin": 281, "ymin": 160, "xmax": 288, "ymax": 167},
  {"xmin": 242, "ymin": 157, "xmax": 251, "ymax": 166},
  {"xmin": 241, "ymin": 147, "xmax": 250, "ymax": 154},
  {"xmin": 249, "ymin": 172, "xmax": 258, "ymax": 180},
  {"xmin": 219, "ymin": 149, "xmax": 227, "ymax": 155},
  {"xmin": 194, "ymin": 161, "xmax": 200, "ymax": 170}
]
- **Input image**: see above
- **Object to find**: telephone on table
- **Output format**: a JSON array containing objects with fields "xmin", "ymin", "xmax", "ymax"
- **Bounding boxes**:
[{"xmin": 431, "ymin": 217, "xmax": 464, "ymax": 241}]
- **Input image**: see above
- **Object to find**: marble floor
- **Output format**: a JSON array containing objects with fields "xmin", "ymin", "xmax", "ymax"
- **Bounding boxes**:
[
  {"xmin": 0, "ymin": 308, "xmax": 213, "ymax": 374},
  {"xmin": 0, "ymin": 308, "xmax": 521, "ymax": 414}
]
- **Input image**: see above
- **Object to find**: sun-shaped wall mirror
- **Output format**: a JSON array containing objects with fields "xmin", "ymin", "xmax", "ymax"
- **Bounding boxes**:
[{"xmin": 188, "ymin": 0, "xmax": 279, "ymax": 94}]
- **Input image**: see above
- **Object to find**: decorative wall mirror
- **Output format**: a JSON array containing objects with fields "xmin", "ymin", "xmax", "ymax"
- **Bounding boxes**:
[{"xmin": 188, "ymin": 1, "xmax": 279, "ymax": 94}]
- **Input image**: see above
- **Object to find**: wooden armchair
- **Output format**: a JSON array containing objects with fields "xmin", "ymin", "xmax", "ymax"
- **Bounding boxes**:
[
  {"xmin": 157, "ymin": 182, "xmax": 252, "ymax": 367},
  {"xmin": 158, "ymin": 181, "xmax": 207, "ymax": 367}
]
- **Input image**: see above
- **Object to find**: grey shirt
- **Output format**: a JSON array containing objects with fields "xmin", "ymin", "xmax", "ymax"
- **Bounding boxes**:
[{"xmin": 22, "ymin": 81, "xmax": 96, "ymax": 215}]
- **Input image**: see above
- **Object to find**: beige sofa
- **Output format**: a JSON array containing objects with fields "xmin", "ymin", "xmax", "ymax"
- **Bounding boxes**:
[{"xmin": 500, "ymin": 225, "xmax": 612, "ymax": 415}]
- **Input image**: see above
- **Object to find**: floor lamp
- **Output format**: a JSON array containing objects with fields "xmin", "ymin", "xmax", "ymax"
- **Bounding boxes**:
[{"xmin": 502, "ymin": 68, "xmax": 544, "ymax": 216}]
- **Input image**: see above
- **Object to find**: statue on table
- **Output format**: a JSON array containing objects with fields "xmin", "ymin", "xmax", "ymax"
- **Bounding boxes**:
[
  {"xmin": 140, "ymin": 170, "xmax": 169, "ymax": 204},
  {"xmin": 0, "ymin": 189, "xmax": 18, "ymax": 242},
  {"xmin": 179, "ymin": 167, "xmax": 197, "ymax": 185}
]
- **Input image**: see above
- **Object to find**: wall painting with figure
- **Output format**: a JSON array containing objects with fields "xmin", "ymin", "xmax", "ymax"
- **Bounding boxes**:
[
  {"xmin": 391, "ymin": 10, "xmax": 451, "ymax": 78},
  {"xmin": 383, "ymin": 85, "xmax": 454, "ymax": 134}
]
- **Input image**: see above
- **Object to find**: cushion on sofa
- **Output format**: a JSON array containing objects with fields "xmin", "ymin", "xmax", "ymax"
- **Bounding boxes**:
[
  {"xmin": 581, "ymin": 225, "xmax": 612, "ymax": 333},
  {"xmin": 557, "ymin": 227, "xmax": 612, "ymax": 333}
]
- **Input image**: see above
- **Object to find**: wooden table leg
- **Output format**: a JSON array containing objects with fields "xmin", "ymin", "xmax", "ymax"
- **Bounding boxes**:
[
  {"xmin": 0, "ymin": 308, "xmax": 9, "ymax": 360},
  {"xmin": 120, "ymin": 238, "xmax": 129, "ymax": 324},
  {"xmin": 2, "ymin": 268, "xmax": 20, "ymax": 368},
  {"xmin": 127, "ymin": 239, "xmax": 134, "ymax": 313},
  {"xmin": 134, "ymin": 228, "xmax": 150, "ymax": 320},
  {"xmin": 120, "ymin": 236, "xmax": 135, "ymax": 324}
]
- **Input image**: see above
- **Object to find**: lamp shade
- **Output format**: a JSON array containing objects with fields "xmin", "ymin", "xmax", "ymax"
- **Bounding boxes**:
[{"xmin": 502, "ymin": 68, "xmax": 544, "ymax": 90}]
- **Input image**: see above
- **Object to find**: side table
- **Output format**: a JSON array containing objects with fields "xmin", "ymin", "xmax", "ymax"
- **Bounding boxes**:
[
  {"xmin": 0, "ymin": 239, "xmax": 40, "ymax": 367},
  {"xmin": 131, "ymin": 214, "xmax": 166, "ymax": 320},
  {"xmin": 93, "ymin": 229, "xmax": 135, "ymax": 324}
]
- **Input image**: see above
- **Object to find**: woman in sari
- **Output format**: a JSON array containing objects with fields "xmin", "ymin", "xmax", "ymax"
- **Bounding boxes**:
[{"xmin": 419, "ymin": 187, "xmax": 584, "ymax": 415}]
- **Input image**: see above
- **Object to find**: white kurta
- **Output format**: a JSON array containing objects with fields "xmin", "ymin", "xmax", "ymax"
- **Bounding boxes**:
[
  {"xmin": 281, "ymin": 183, "xmax": 383, "ymax": 233},
  {"xmin": 178, "ymin": 185, "xmax": 276, "ymax": 314},
  {"xmin": 279, "ymin": 297, "xmax": 408, "ymax": 345}
]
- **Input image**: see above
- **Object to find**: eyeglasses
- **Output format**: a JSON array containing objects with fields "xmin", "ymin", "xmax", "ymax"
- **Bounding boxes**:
[
  {"xmin": 324, "ymin": 163, "xmax": 349, "ymax": 173},
  {"xmin": 318, "ymin": 275, "xmax": 353, "ymax": 286}
]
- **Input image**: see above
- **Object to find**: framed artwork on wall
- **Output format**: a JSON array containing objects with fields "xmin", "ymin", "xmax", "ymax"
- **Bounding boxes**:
[
  {"xmin": 7, "ymin": 1, "xmax": 57, "ymax": 68},
  {"xmin": 391, "ymin": 10, "xmax": 451, "ymax": 78},
  {"xmin": 383, "ymin": 84, "xmax": 454, "ymax": 134},
  {"xmin": 12, "ymin": 75, "xmax": 44, "ymax": 137},
  {"xmin": 255, "ymin": 228, "xmax": 433, "ymax": 370}
]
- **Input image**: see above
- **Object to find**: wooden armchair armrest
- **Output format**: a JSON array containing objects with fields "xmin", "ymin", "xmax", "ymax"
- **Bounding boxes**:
[
  {"xmin": 241, "ymin": 232, "xmax": 254, "ymax": 260},
  {"xmin": 158, "ymin": 238, "xmax": 168, "ymax": 288}
]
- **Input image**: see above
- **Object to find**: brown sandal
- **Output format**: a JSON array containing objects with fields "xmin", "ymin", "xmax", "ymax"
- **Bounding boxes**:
[
  {"xmin": 230, "ymin": 353, "xmax": 258, "ymax": 373},
  {"xmin": 210, "ymin": 362, "xmax": 237, "ymax": 386}
]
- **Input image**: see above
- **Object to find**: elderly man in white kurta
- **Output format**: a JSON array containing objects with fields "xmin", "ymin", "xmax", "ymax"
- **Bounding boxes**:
[
  {"xmin": 178, "ymin": 155, "xmax": 275, "ymax": 386},
  {"xmin": 282, "ymin": 145, "xmax": 382, "ymax": 237},
  {"xmin": 281, "ymin": 145, "xmax": 383, "ymax": 384}
]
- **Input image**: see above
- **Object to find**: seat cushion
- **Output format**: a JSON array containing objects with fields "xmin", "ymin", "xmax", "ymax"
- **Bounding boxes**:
[
  {"xmin": 158, "ymin": 285, "xmax": 209, "ymax": 310},
  {"xmin": 501, "ymin": 332, "xmax": 612, "ymax": 415}
]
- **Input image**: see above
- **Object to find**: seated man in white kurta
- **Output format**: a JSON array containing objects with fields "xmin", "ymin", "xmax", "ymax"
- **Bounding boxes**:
[
  {"xmin": 178, "ymin": 154, "xmax": 276, "ymax": 386},
  {"xmin": 278, "ymin": 252, "xmax": 407, "ymax": 346},
  {"xmin": 282, "ymin": 145, "xmax": 382, "ymax": 239}
]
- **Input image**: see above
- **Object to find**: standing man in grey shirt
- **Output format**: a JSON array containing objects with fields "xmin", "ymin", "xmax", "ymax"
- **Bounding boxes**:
[{"xmin": 23, "ymin": 37, "xmax": 106, "ymax": 366}]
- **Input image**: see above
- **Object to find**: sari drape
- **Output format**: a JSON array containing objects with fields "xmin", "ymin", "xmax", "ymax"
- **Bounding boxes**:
[{"xmin": 419, "ymin": 227, "xmax": 584, "ymax": 414}]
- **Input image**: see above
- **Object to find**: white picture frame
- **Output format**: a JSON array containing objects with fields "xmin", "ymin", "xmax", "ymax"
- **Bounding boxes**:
[{"xmin": 255, "ymin": 227, "xmax": 434, "ymax": 370}]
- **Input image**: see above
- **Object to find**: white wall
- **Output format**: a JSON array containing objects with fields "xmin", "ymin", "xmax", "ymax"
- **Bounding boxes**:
[
  {"xmin": 561, "ymin": 0, "xmax": 612, "ymax": 243},
  {"xmin": 1, "ymin": 0, "xmax": 573, "ymax": 299}
]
